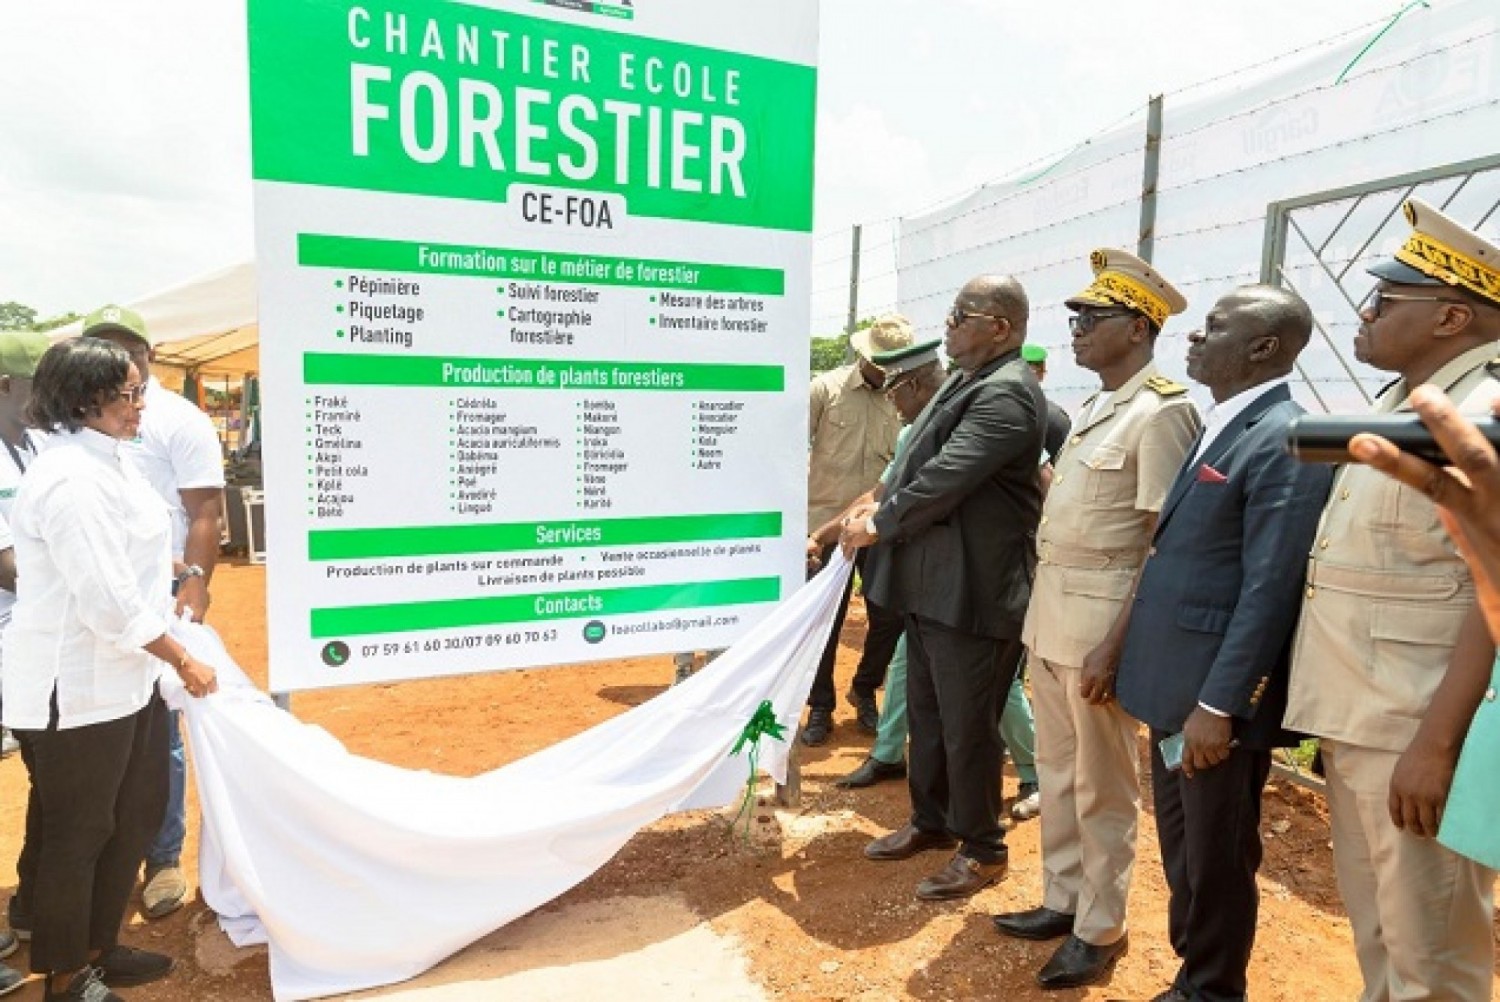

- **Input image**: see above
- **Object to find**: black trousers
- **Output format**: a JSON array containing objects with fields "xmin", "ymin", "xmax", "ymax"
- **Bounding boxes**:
[
  {"xmin": 18, "ymin": 690, "xmax": 170, "ymax": 974},
  {"xmin": 806, "ymin": 545, "xmax": 904, "ymax": 712},
  {"xmin": 904, "ymin": 614, "xmax": 1019, "ymax": 864},
  {"xmin": 1151, "ymin": 730, "xmax": 1272, "ymax": 1002}
]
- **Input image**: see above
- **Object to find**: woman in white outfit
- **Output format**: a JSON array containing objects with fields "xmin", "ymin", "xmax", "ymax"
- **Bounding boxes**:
[{"xmin": 1, "ymin": 339, "xmax": 217, "ymax": 1002}]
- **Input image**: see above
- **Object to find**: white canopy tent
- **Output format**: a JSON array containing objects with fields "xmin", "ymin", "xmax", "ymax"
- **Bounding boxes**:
[{"xmin": 50, "ymin": 261, "xmax": 259, "ymax": 388}]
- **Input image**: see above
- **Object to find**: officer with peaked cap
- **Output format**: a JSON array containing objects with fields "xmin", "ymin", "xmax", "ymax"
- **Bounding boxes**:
[
  {"xmin": 1285, "ymin": 199, "xmax": 1500, "ymax": 1002},
  {"xmin": 994, "ymin": 248, "xmax": 1202, "ymax": 989}
]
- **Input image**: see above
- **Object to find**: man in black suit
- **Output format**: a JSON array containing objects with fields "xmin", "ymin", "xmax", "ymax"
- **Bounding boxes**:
[
  {"xmin": 1113, "ymin": 285, "xmax": 1332, "ymax": 1002},
  {"xmin": 840, "ymin": 274, "xmax": 1045, "ymax": 901}
]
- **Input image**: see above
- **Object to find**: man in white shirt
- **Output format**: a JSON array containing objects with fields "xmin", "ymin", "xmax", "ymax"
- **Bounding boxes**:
[{"xmin": 83, "ymin": 304, "xmax": 226, "ymax": 920}]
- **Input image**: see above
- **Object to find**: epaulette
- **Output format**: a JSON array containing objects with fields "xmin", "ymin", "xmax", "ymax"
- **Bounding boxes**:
[{"xmin": 1144, "ymin": 374, "xmax": 1188, "ymax": 397}]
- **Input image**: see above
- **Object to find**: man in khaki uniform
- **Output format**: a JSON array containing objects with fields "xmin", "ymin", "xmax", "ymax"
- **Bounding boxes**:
[
  {"xmin": 1285, "ymin": 199, "xmax": 1500, "ymax": 1002},
  {"xmin": 803, "ymin": 315, "xmax": 912, "ymax": 745},
  {"xmin": 994, "ymin": 249, "xmax": 1201, "ymax": 989}
]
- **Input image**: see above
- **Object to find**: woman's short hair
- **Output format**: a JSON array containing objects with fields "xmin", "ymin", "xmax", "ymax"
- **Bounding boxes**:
[{"xmin": 26, "ymin": 338, "xmax": 134, "ymax": 433}]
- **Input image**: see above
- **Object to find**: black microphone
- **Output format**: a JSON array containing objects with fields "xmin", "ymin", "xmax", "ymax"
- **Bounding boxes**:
[{"xmin": 1285, "ymin": 414, "xmax": 1500, "ymax": 465}]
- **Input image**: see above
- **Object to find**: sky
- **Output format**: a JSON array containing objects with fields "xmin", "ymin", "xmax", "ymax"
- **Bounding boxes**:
[{"xmin": 0, "ymin": 0, "xmax": 1400, "ymax": 320}]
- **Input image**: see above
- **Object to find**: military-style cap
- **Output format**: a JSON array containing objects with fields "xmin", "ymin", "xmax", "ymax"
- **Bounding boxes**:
[
  {"xmin": 850, "ymin": 313, "xmax": 915, "ymax": 361},
  {"xmin": 0, "ymin": 330, "xmax": 51, "ymax": 378},
  {"xmin": 81, "ymin": 303, "xmax": 151, "ymax": 345},
  {"xmin": 1021, "ymin": 344, "xmax": 1048, "ymax": 364},
  {"xmin": 1065, "ymin": 248, "xmax": 1187, "ymax": 327},
  {"xmin": 873, "ymin": 337, "xmax": 941, "ymax": 388},
  {"xmin": 1369, "ymin": 198, "xmax": 1500, "ymax": 308}
]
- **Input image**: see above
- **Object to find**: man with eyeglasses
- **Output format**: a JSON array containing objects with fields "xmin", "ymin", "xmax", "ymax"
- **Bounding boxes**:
[
  {"xmin": 994, "ymin": 249, "xmax": 1201, "ymax": 989},
  {"xmin": 840, "ymin": 274, "xmax": 1044, "ymax": 902},
  {"xmin": 1284, "ymin": 199, "xmax": 1500, "ymax": 1002}
]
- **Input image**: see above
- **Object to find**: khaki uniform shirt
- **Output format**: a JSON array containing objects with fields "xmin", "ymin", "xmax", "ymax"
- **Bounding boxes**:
[
  {"xmin": 807, "ymin": 363, "xmax": 902, "ymax": 527},
  {"xmin": 1285, "ymin": 342, "xmax": 1500, "ymax": 752},
  {"xmin": 1021, "ymin": 364, "xmax": 1202, "ymax": 666}
]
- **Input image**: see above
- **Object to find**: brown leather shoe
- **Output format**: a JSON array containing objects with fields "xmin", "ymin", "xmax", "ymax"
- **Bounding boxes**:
[
  {"xmin": 863, "ymin": 824, "xmax": 957, "ymax": 861},
  {"xmin": 915, "ymin": 852, "xmax": 1007, "ymax": 900}
]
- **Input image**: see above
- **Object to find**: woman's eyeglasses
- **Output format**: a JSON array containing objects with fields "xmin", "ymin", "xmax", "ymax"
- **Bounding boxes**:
[
  {"xmin": 112, "ymin": 383, "xmax": 147, "ymax": 404},
  {"xmin": 1067, "ymin": 310, "xmax": 1134, "ymax": 334}
]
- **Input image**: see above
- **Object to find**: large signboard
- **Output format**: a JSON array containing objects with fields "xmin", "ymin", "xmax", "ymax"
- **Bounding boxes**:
[{"xmin": 250, "ymin": 0, "xmax": 818, "ymax": 690}]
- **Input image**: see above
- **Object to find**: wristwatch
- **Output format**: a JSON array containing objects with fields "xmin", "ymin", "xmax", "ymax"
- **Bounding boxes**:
[{"xmin": 175, "ymin": 564, "xmax": 205, "ymax": 587}]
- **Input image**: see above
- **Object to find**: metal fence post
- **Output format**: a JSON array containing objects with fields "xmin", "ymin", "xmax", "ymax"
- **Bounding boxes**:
[
  {"xmin": 1137, "ymin": 95, "xmax": 1164, "ymax": 263},
  {"xmin": 845, "ymin": 224, "xmax": 862, "ymax": 335}
]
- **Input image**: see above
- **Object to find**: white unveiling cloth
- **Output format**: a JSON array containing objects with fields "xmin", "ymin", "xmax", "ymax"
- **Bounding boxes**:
[{"xmin": 165, "ymin": 554, "xmax": 854, "ymax": 1001}]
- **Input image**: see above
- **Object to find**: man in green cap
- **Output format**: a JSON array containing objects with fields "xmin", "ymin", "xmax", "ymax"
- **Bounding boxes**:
[
  {"xmin": 79, "ymin": 304, "xmax": 226, "ymax": 922},
  {"xmin": 0, "ymin": 329, "xmax": 47, "ymax": 997}
]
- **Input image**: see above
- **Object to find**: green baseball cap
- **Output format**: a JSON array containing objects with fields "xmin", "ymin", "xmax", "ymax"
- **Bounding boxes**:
[
  {"xmin": 0, "ymin": 330, "xmax": 51, "ymax": 378},
  {"xmin": 1021, "ymin": 344, "xmax": 1048, "ymax": 364},
  {"xmin": 81, "ymin": 304, "xmax": 151, "ymax": 345}
]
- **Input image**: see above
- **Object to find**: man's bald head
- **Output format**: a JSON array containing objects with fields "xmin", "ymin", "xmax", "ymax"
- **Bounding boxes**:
[
  {"xmin": 967, "ymin": 275, "xmax": 1030, "ymax": 336},
  {"xmin": 1224, "ymin": 284, "xmax": 1313, "ymax": 370}
]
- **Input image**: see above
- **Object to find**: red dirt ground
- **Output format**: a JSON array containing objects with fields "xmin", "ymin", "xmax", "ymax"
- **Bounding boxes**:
[{"xmin": 0, "ymin": 560, "xmax": 1495, "ymax": 1000}]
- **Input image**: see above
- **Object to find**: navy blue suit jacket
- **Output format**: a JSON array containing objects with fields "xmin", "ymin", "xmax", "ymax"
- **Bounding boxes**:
[{"xmin": 1115, "ymin": 383, "xmax": 1333, "ymax": 750}]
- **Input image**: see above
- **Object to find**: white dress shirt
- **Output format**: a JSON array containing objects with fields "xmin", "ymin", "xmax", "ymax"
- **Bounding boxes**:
[
  {"xmin": 2, "ymin": 429, "xmax": 174, "ymax": 730},
  {"xmin": 127, "ymin": 377, "xmax": 226, "ymax": 557},
  {"xmin": 1191, "ymin": 376, "xmax": 1290, "ymax": 465}
]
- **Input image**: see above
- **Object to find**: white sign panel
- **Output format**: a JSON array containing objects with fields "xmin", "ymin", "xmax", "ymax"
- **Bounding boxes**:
[{"xmin": 250, "ymin": 0, "xmax": 818, "ymax": 690}]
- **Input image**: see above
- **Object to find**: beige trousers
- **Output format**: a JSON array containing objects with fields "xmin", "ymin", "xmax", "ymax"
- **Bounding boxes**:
[
  {"xmin": 1323, "ymin": 739, "xmax": 1496, "ymax": 1002},
  {"xmin": 1032, "ymin": 655, "xmax": 1141, "ymax": 946}
]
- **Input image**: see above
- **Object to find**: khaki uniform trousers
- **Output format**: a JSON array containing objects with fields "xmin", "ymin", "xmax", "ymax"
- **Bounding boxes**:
[
  {"xmin": 1323, "ymin": 739, "xmax": 1495, "ymax": 1002},
  {"xmin": 1032, "ymin": 655, "xmax": 1140, "ymax": 946}
]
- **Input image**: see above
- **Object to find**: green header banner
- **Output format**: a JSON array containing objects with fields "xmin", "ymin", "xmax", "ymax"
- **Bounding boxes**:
[
  {"xmin": 248, "ymin": 0, "xmax": 816, "ymax": 230},
  {"xmin": 309, "ymin": 511, "xmax": 783, "ymax": 560},
  {"xmin": 299, "ymin": 234, "xmax": 785, "ymax": 294},
  {"xmin": 311, "ymin": 576, "xmax": 781, "ymax": 637},
  {"xmin": 303, "ymin": 352, "xmax": 784, "ymax": 391}
]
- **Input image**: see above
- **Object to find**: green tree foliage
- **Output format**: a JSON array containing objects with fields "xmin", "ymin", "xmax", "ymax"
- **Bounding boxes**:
[
  {"xmin": 809, "ymin": 316, "xmax": 879, "ymax": 374},
  {"xmin": 33, "ymin": 311, "xmax": 81, "ymax": 332},
  {"xmin": 0, "ymin": 301, "xmax": 81, "ymax": 332},
  {"xmin": 0, "ymin": 302, "xmax": 37, "ymax": 331}
]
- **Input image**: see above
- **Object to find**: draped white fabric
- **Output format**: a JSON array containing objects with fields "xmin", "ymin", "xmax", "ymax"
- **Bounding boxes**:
[{"xmin": 165, "ymin": 555, "xmax": 853, "ymax": 1001}]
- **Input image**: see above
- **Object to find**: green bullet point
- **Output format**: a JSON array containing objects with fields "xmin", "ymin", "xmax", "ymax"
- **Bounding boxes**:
[
  {"xmin": 648, "ymin": 317, "xmax": 656, "ymax": 325},
  {"xmin": 335, "ymin": 279, "xmax": 344, "ymax": 289},
  {"xmin": 335, "ymin": 304, "xmax": 344, "ymax": 313},
  {"xmin": 336, "ymin": 329, "xmax": 345, "ymax": 338}
]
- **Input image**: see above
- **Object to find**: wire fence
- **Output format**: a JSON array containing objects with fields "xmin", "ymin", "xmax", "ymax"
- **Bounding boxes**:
[{"xmin": 807, "ymin": 0, "xmax": 1500, "ymax": 412}]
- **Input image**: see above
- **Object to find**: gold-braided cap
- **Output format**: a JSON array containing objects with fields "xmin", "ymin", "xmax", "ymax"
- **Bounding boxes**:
[{"xmin": 1065, "ymin": 248, "xmax": 1187, "ymax": 327}]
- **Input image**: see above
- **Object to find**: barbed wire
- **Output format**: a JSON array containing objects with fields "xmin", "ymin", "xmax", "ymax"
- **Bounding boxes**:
[{"xmin": 808, "ymin": 6, "xmax": 1445, "ymax": 247}]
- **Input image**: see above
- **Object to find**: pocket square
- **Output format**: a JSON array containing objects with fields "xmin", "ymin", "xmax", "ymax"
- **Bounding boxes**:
[{"xmin": 1196, "ymin": 463, "xmax": 1228, "ymax": 483}]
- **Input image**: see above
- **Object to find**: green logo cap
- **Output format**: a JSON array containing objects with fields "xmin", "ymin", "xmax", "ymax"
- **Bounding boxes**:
[
  {"xmin": 0, "ymin": 330, "xmax": 52, "ymax": 378},
  {"xmin": 81, "ymin": 304, "xmax": 152, "ymax": 346}
]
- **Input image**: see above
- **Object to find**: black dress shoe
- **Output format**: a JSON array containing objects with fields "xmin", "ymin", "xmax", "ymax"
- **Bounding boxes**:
[
  {"xmin": 846, "ymin": 688, "xmax": 880, "ymax": 733},
  {"xmin": 864, "ymin": 824, "xmax": 956, "ymax": 861},
  {"xmin": 835, "ymin": 756, "xmax": 906, "ymax": 788},
  {"xmin": 1036, "ymin": 933, "xmax": 1128, "ymax": 989},
  {"xmin": 800, "ymin": 709, "xmax": 833, "ymax": 746},
  {"xmin": 992, "ymin": 905, "xmax": 1075, "ymax": 941}
]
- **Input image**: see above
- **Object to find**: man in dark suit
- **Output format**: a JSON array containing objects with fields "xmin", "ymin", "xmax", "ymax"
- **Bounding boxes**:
[
  {"xmin": 840, "ymin": 274, "xmax": 1045, "ymax": 901},
  {"xmin": 1113, "ymin": 285, "xmax": 1332, "ymax": 1002}
]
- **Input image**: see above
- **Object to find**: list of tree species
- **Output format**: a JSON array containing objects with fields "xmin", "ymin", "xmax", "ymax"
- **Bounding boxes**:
[{"xmin": 250, "ymin": 0, "xmax": 817, "ymax": 690}]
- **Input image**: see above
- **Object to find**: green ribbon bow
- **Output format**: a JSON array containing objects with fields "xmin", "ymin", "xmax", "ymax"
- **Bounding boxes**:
[{"xmin": 728, "ymin": 700, "xmax": 788, "ymax": 842}]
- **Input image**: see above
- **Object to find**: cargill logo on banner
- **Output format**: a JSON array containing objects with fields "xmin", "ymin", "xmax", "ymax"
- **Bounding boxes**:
[{"xmin": 535, "ymin": 0, "xmax": 635, "ymax": 20}]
